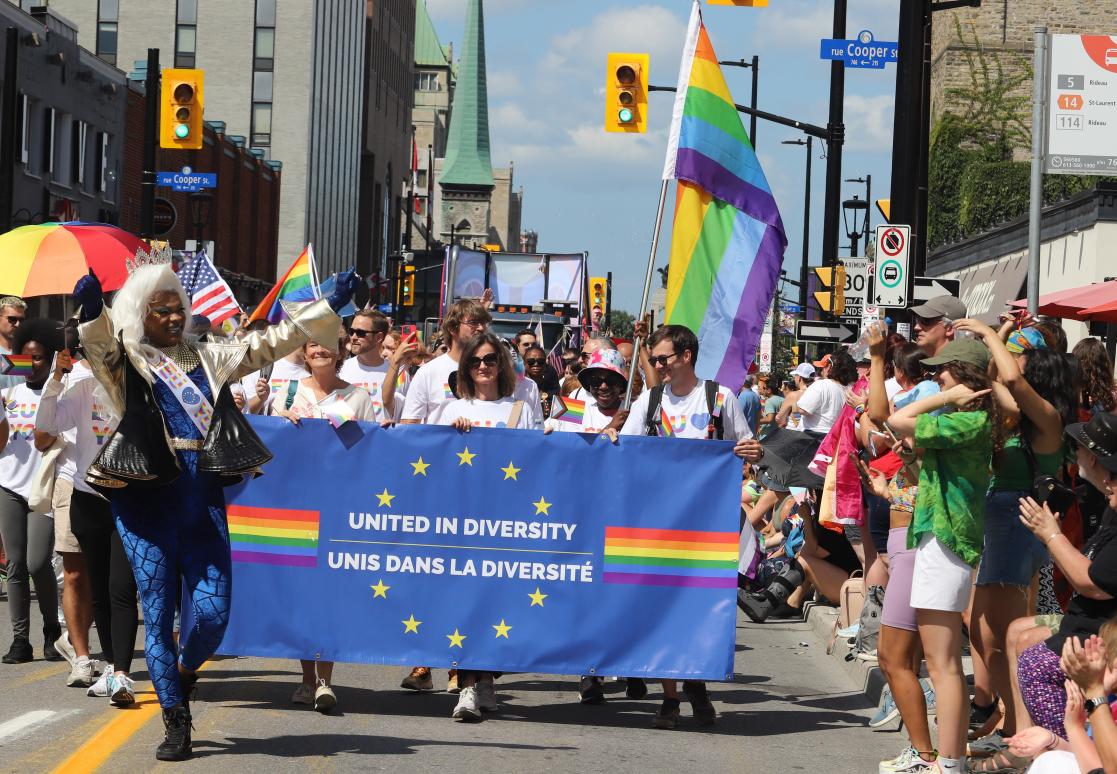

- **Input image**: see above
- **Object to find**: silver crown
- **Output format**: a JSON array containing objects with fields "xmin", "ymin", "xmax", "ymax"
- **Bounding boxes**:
[{"xmin": 125, "ymin": 244, "xmax": 174, "ymax": 274}]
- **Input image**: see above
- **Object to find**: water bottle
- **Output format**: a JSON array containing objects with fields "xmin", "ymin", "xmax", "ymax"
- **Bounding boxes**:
[{"xmin": 847, "ymin": 318, "xmax": 890, "ymax": 361}]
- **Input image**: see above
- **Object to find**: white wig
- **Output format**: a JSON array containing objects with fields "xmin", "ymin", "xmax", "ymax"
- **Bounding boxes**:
[{"xmin": 109, "ymin": 264, "xmax": 194, "ymax": 375}]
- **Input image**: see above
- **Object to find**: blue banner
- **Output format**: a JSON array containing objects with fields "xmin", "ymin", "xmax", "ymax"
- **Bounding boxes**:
[{"xmin": 217, "ymin": 416, "xmax": 741, "ymax": 680}]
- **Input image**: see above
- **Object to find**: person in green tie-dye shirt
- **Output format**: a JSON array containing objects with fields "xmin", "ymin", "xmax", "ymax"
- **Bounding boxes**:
[{"xmin": 885, "ymin": 338, "xmax": 1005, "ymax": 773}]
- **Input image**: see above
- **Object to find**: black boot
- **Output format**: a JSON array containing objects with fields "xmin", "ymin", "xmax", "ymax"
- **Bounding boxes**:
[
  {"xmin": 179, "ymin": 671, "xmax": 199, "ymax": 713},
  {"xmin": 42, "ymin": 626, "xmax": 63, "ymax": 662},
  {"xmin": 156, "ymin": 706, "xmax": 192, "ymax": 761},
  {"xmin": 2, "ymin": 637, "xmax": 32, "ymax": 664}
]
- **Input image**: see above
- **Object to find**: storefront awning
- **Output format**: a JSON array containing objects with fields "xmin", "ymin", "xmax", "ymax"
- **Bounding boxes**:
[
  {"xmin": 1010, "ymin": 279, "xmax": 1117, "ymax": 320},
  {"xmin": 952, "ymin": 254, "xmax": 1028, "ymax": 325}
]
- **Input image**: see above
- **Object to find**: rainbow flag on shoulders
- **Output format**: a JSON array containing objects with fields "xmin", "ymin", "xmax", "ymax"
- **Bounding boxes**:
[
  {"xmin": 248, "ymin": 244, "xmax": 320, "ymax": 324},
  {"xmin": 661, "ymin": 1, "xmax": 786, "ymax": 389},
  {"xmin": 228, "ymin": 504, "xmax": 320, "ymax": 567},
  {"xmin": 603, "ymin": 526, "xmax": 738, "ymax": 588}
]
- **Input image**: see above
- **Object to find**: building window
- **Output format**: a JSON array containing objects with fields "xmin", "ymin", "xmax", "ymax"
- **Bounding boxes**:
[
  {"xmin": 414, "ymin": 72, "xmax": 440, "ymax": 92},
  {"xmin": 251, "ymin": 103, "xmax": 272, "ymax": 146},
  {"xmin": 42, "ymin": 107, "xmax": 55, "ymax": 178},
  {"xmin": 71, "ymin": 119, "xmax": 87, "ymax": 187},
  {"xmin": 95, "ymin": 132, "xmax": 110, "ymax": 194},
  {"xmin": 96, "ymin": 0, "xmax": 119, "ymax": 65},
  {"xmin": 175, "ymin": 0, "xmax": 198, "ymax": 68},
  {"xmin": 251, "ymin": 0, "xmax": 276, "ymax": 147}
]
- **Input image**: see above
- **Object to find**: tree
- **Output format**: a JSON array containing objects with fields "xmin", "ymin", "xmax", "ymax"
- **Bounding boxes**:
[{"xmin": 606, "ymin": 309, "xmax": 635, "ymax": 339}]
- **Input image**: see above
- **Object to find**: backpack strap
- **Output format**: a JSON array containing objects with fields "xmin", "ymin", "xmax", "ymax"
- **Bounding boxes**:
[
  {"xmin": 704, "ymin": 380, "xmax": 725, "ymax": 440},
  {"xmin": 284, "ymin": 379, "xmax": 300, "ymax": 411},
  {"xmin": 506, "ymin": 399, "xmax": 524, "ymax": 428},
  {"xmin": 644, "ymin": 384, "xmax": 666, "ymax": 436}
]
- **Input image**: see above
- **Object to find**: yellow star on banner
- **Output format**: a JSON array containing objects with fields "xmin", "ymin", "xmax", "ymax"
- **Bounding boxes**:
[
  {"xmin": 402, "ymin": 614, "xmax": 421, "ymax": 633},
  {"xmin": 532, "ymin": 496, "xmax": 551, "ymax": 516},
  {"xmin": 376, "ymin": 488, "xmax": 395, "ymax": 507},
  {"xmin": 501, "ymin": 461, "xmax": 521, "ymax": 480},
  {"xmin": 457, "ymin": 447, "xmax": 476, "ymax": 466},
  {"xmin": 410, "ymin": 456, "xmax": 430, "ymax": 476},
  {"xmin": 447, "ymin": 628, "xmax": 466, "ymax": 648},
  {"xmin": 528, "ymin": 587, "xmax": 547, "ymax": 607},
  {"xmin": 371, "ymin": 579, "xmax": 390, "ymax": 599},
  {"xmin": 492, "ymin": 619, "xmax": 512, "ymax": 639}
]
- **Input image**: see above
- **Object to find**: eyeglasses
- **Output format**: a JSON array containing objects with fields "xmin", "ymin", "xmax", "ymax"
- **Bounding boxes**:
[
  {"xmin": 914, "ymin": 315, "xmax": 943, "ymax": 328},
  {"xmin": 579, "ymin": 350, "xmax": 593, "ymax": 359},
  {"xmin": 467, "ymin": 353, "xmax": 500, "ymax": 370},
  {"xmin": 4, "ymin": 316, "xmax": 23, "ymax": 325},
  {"xmin": 347, "ymin": 328, "xmax": 371, "ymax": 338},
  {"xmin": 461, "ymin": 319, "xmax": 488, "ymax": 330},
  {"xmin": 647, "ymin": 352, "xmax": 679, "ymax": 367},
  {"xmin": 524, "ymin": 358, "xmax": 545, "ymax": 366}
]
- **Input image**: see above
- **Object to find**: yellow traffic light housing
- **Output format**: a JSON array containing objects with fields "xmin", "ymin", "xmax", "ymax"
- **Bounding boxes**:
[
  {"xmin": 876, "ymin": 198, "xmax": 891, "ymax": 223},
  {"xmin": 605, "ymin": 53, "xmax": 649, "ymax": 133},
  {"xmin": 813, "ymin": 266, "xmax": 846, "ymax": 314},
  {"xmin": 589, "ymin": 276, "xmax": 607, "ymax": 310},
  {"xmin": 401, "ymin": 264, "xmax": 416, "ymax": 306},
  {"xmin": 160, "ymin": 68, "xmax": 204, "ymax": 150}
]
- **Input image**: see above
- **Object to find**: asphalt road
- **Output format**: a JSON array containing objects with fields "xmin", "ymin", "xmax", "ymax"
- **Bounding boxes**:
[{"xmin": 0, "ymin": 588, "xmax": 900, "ymax": 773}]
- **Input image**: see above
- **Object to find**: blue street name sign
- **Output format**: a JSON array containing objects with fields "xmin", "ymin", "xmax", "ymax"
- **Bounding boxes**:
[
  {"xmin": 819, "ymin": 29, "xmax": 898, "ymax": 69},
  {"xmin": 156, "ymin": 165, "xmax": 218, "ymax": 192}
]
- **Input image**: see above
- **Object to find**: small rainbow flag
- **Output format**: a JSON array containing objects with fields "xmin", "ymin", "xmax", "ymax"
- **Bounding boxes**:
[
  {"xmin": 317, "ymin": 393, "xmax": 357, "ymax": 428},
  {"xmin": 603, "ymin": 526, "xmax": 738, "ymax": 588},
  {"xmin": 228, "ymin": 504, "xmax": 320, "ymax": 568},
  {"xmin": 552, "ymin": 395, "xmax": 586, "ymax": 425},
  {"xmin": 248, "ymin": 244, "xmax": 319, "ymax": 324},
  {"xmin": 659, "ymin": 409, "xmax": 677, "ymax": 437},
  {"xmin": 0, "ymin": 354, "xmax": 34, "ymax": 377}
]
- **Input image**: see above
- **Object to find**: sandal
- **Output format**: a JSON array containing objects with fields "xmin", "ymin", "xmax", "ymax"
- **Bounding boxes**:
[{"xmin": 967, "ymin": 750, "xmax": 1031, "ymax": 773}]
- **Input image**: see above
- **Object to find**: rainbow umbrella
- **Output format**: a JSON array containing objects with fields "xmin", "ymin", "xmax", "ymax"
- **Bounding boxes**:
[{"xmin": 0, "ymin": 221, "xmax": 149, "ymax": 297}]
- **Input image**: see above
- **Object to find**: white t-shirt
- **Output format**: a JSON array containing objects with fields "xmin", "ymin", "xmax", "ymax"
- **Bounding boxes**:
[
  {"xmin": 401, "ymin": 353, "xmax": 542, "ymax": 426},
  {"xmin": 437, "ymin": 396, "xmax": 538, "ymax": 430},
  {"xmin": 338, "ymin": 357, "xmax": 410, "ymax": 422},
  {"xmin": 885, "ymin": 377, "xmax": 903, "ymax": 401},
  {"xmin": 270, "ymin": 382, "xmax": 377, "ymax": 423},
  {"xmin": 795, "ymin": 378, "xmax": 846, "ymax": 433},
  {"xmin": 620, "ymin": 380, "xmax": 752, "ymax": 441},
  {"xmin": 0, "ymin": 382, "xmax": 43, "ymax": 499},
  {"xmin": 35, "ymin": 362, "xmax": 117, "ymax": 494},
  {"xmin": 545, "ymin": 395, "xmax": 624, "ymax": 434}
]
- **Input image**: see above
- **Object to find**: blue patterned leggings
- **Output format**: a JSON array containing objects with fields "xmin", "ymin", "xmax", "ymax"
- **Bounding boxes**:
[{"xmin": 113, "ymin": 479, "xmax": 231, "ymax": 709}]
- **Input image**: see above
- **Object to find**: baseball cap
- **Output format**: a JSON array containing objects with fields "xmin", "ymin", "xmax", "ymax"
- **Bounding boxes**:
[
  {"xmin": 793, "ymin": 363, "xmax": 815, "ymax": 380},
  {"xmin": 1066, "ymin": 412, "xmax": 1117, "ymax": 472},
  {"xmin": 910, "ymin": 295, "xmax": 967, "ymax": 321},
  {"xmin": 920, "ymin": 338, "xmax": 991, "ymax": 370},
  {"xmin": 812, "ymin": 353, "xmax": 832, "ymax": 368}
]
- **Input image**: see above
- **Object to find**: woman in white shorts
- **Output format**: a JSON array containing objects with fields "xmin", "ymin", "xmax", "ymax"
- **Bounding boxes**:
[{"xmin": 886, "ymin": 339, "xmax": 1005, "ymax": 773}]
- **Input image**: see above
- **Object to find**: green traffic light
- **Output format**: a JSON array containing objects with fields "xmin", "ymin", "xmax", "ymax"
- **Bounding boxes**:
[
  {"xmin": 174, "ymin": 124, "xmax": 190, "ymax": 139},
  {"xmin": 618, "ymin": 107, "xmax": 634, "ymax": 124}
]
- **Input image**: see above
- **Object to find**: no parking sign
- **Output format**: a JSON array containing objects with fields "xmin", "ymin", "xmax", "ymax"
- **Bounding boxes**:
[{"xmin": 874, "ymin": 224, "xmax": 910, "ymax": 308}]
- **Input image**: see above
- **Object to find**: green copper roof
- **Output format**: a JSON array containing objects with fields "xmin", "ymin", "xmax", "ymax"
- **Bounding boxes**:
[
  {"xmin": 415, "ymin": 0, "xmax": 450, "ymax": 67},
  {"xmin": 440, "ymin": 0, "xmax": 494, "ymax": 187}
]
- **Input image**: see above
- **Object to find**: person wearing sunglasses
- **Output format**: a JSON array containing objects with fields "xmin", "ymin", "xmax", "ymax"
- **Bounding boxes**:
[
  {"xmin": 338, "ymin": 310, "xmax": 408, "ymax": 422},
  {"xmin": 546, "ymin": 349, "xmax": 629, "ymax": 436},
  {"xmin": 0, "ymin": 296, "xmax": 27, "ymax": 392},
  {"xmin": 522, "ymin": 345, "xmax": 561, "ymax": 419},
  {"xmin": 910, "ymin": 295, "xmax": 967, "ymax": 358}
]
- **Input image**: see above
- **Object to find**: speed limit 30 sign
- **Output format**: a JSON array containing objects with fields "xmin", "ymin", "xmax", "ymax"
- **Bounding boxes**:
[{"xmin": 874, "ymin": 224, "xmax": 910, "ymax": 308}]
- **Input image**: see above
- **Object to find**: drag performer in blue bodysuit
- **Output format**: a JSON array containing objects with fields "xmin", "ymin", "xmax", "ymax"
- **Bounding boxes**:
[{"xmin": 74, "ymin": 250, "xmax": 357, "ymax": 761}]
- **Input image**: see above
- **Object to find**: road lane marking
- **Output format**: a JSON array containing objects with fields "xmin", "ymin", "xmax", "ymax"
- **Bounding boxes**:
[
  {"xmin": 12, "ymin": 662, "xmax": 68, "ymax": 687},
  {"xmin": 0, "ymin": 710, "xmax": 62, "ymax": 745}
]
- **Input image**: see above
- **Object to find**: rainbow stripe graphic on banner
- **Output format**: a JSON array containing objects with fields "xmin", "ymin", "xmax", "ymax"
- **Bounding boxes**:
[
  {"xmin": 228, "ymin": 504, "xmax": 320, "ymax": 567},
  {"xmin": 661, "ymin": 1, "xmax": 787, "ymax": 389},
  {"xmin": 0, "ymin": 354, "xmax": 35, "ymax": 377},
  {"xmin": 603, "ymin": 527, "xmax": 738, "ymax": 588},
  {"xmin": 554, "ymin": 396, "xmax": 586, "ymax": 426},
  {"xmin": 248, "ymin": 245, "xmax": 318, "ymax": 324}
]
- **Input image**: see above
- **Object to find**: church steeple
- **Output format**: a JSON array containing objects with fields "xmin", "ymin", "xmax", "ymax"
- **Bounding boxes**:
[{"xmin": 440, "ymin": 0, "xmax": 494, "ymax": 188}]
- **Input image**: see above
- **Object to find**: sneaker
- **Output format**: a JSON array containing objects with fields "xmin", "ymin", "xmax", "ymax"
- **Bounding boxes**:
[
  {"xmin": 54, "ymin": 631, "xmax": 77, "ymax": 668},
  {"xmin": 67, "ymin": 656, "xmax": 95, "ymax": 687},
  {"xmin": 291, "ymin": 682, "xmax": 315, "ymax": 705},
  {"xmin": 879, "ymin": 746, "xmax": 935, "ymax": 774},
  {"xmin": 869, "ymin": 684, "xmax": 900, "ymax": 727},
  {"xmin": 855, "ymin": 648, "xmax": 879, "ymax": 662},
  {"xmin": 401, "ymin": 666, "xmax": 434, "ymax": 691},
  {"xmin": 156, "ymin": 706, "xmax": 192, "ymax": 761},
  {"xmin": 922, "ymin": 679, "xmax": 936, "ymax": 716},
  {"xmin": 88, "ymin": 665, "xmax": 114, "ymax": 698},
  {"xmin": 447, "ymin": 669, "xmax": 460, "ymax": 694},
  {"xmin": 579, "ymin": 676, "xmax": 605, "ymax": 705},
  {"xmin": 452, "ymin": 686, "xmax": 482, "ymax": 721},
  {"xmin": 968, "ymin": 730, "xmax": 1007, "ymax": 757},
  {"xmin": 653, "ymin": 697, "xmax": 681, "ymax": 729},
  {"xmin": 109, "ymin": 673, "xmax": 136, "ymax": 707},
  {"xmin": 313, "ymin": 680, "xmax": 337, "ymax": 714},
  {"xmin": 476, "ymin": 680, "xmax": 498, "ymax": 712},
  {"xmin": 625, "ymin": 677, "xmax": 648, "ymax": 700},
  {"xmin": 1, "ymin": 637, "xmax": 32, "ymax": 664},
  {"xmin": 683, "ymin": 681, "xmax": 717, "ymax": 726},
  {"xmin": 837, "ymin": 622, "xmax": 861, "ymax": 639}
]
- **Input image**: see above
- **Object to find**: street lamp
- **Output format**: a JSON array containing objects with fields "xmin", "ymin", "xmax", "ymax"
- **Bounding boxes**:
[
  {"xmin": 187, "ymin": 191, "xmax": 213, "ymax": 254},
  {"xmin": 781, "ymin": 137, "xmax": 812, "ymax": 314},
  {"xmin": 842, "ymin": 195, "xmax": 868, "ymax": 257},
  {"xmin": 845, "ymin": 175, "xmax": 872, "ymax": 246}
]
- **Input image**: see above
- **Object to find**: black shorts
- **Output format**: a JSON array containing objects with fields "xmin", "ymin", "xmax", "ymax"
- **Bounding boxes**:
[{"xmin": 814, "ymin": 520, "xmax": 861, "ymax": 576}]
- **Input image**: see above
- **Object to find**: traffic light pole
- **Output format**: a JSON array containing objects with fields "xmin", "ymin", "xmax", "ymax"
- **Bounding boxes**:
[
  {"xmin": 140, "ymin": 48, "xmax": 160, "ymax": 240},
  {"xmin": 822, "ymin": 0, "xmax": 846, "ymax": 320}
]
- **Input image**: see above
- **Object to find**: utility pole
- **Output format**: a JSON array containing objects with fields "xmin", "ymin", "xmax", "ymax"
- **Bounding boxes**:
[
  {"xmin": 718, "ymin": 56, "xmax": 760, "ymax": 149},
  {"xmin": 0, "ymin": 27, "xmax": 18, "ymax": 234},
  {"xmin": 140, "ymin": 48, "xmax": 160, "ymax": 239},
  {"xmin": 782, "ymin": 137, "xmax": 812, "ymax": 316},
  {"xmin": 821, "ymin": 0, "xmax": 847, "ymax": 320}
]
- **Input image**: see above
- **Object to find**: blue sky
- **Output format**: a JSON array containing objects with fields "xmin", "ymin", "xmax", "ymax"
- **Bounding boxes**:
[{"xmin": 425, "ymin": 0, "xmax": 900, "ymax": 313}]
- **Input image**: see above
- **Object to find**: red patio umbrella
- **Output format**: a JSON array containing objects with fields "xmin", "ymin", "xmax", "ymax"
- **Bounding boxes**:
[{"xmin": 1010, "ymin": 280, "xmax": 1117, "ymax": 320}]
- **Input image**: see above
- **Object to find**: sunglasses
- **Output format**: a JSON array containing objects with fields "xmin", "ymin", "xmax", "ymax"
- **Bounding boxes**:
[
  {"xmin": 579, "ymin": 351, "xmax": 593, "ymax": 359},
  {"xmin": 347, "ymin": 328, "xmax": 371, "ymax": 338},
  {"xmin": 915, "ymin": 315, "xmax": 943, "ymax": 328},
  {"xmin": 467, "ymin": 353, "xmax": 500, "ymax": 370},
  {"xmin": 647, "ymin": 352, "xmax": 679, "ymax": 367},
  {"xmin": 583, "ymin": 374, "xmax": 622, "ymax": 391},
  {"xmin": 4, "ymin": 316, "xmax": 23, "ymax": 325},
  {"xmin": 524, "ymin": 358, "xmax": 545, "ymax": 366}
]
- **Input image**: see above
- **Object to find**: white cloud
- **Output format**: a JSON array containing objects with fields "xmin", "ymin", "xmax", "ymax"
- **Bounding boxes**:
[
  {"xmin": 490, "ymin": 103, "xmax": 548, "ymax": 135},
  {"xmin": 844, "ymin": 94, "xmax": 894, "ymax": 152}
]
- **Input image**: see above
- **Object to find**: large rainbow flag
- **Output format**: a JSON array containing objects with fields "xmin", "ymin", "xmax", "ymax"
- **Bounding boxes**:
[
  {"xmin": 247, "ymin": 244, "xmax": 320, "ymax": 324},
  {"xmin": 602, "ymin": 526, "xmax": 738, "ymax": 588},
  {"xmin": 661, "ymin": 0, "xmax": 786, "ymax": 388}
]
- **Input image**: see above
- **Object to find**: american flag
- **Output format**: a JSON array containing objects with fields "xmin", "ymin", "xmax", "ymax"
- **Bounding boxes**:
[{"xmin": 177, "ymin": 250, "xmax": 242, "ymax": 325}]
